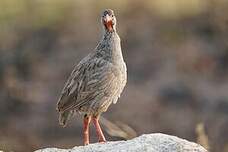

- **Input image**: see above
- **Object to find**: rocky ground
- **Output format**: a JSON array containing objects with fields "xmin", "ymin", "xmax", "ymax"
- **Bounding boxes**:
[{"xmin": 35, "ymin": 133, "xmax": 207, "ymax": 152}]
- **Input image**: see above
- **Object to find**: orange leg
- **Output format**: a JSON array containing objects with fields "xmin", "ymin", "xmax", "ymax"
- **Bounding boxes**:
[
  {"xmin": 92, "ymin": 116, "xmax": 106, "ymax": 143},
  {"xmin": 83, "ymin": 115, "xmax": 91, "ymax": 145}
]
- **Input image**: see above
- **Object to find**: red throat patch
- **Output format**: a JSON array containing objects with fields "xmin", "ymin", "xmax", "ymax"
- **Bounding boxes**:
[{"xmin": 104, "ymin": 21, "xmax": 113, "ymax": 32}]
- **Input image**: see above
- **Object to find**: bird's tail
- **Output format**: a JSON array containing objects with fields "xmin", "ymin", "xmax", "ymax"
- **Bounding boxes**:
[{"xmin": 59, "ymin": 110, "xmax": 74, "ymax": 127}]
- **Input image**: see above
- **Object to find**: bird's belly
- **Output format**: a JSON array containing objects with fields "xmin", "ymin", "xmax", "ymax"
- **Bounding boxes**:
[
  {"xmin": 78, "ymin": 96, "xmax": 114, "ymax": 115},
  {"xmin": 78, "ymin": 65, "xmax": 127, "ymax": 115}
]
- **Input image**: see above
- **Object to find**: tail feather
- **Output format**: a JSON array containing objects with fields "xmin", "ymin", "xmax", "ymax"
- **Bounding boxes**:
[{"xmin": 59, "ymin": 110, "xmax": 74, "ymax": 127}]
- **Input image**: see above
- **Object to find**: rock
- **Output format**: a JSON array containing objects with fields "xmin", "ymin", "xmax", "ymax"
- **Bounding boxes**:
[{"xmin": 35, "ymin": 133, "xmax": 208, "ymax": 152}]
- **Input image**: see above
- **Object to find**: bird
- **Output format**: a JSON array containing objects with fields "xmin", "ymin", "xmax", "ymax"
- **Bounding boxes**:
[{"xmin": 56, "ymin": 9, "xmax": 127, "ymax": 145}]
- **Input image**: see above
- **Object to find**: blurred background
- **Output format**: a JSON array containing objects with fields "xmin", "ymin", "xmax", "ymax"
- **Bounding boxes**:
[{"xmin": 0, "ymin": 0, "xmax": 228, "ymax": 151}]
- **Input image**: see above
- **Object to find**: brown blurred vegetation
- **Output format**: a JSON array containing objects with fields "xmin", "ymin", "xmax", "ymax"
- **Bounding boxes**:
[{"xmin": 0, "ymin": 0, "xmax": 228, "ymax": 152}]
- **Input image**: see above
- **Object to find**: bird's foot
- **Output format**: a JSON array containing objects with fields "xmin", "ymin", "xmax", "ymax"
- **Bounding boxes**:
[
  {"xmin": 84, "ymin": 141, "xmax": 89, "ymax": 146},
  {"xmin": 98, "ymin": 139, "xmax": 106, "ymax": 143}
]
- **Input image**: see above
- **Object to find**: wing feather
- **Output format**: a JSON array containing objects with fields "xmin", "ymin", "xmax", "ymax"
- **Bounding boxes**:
[{"xmin": 57, "ymin": 55, "xmax": 119, "ymax": 112}]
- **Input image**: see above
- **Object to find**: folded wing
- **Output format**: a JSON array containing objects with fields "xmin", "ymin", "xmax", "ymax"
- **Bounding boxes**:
[{"xmin": 57, "ymin": 56, "xmax": 119, "ymax": 113}]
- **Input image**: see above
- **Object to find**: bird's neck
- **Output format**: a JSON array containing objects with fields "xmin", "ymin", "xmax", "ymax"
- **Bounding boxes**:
[{"xmin": 97, "ymin": 31, "xmax": 124, "ymax": 64}]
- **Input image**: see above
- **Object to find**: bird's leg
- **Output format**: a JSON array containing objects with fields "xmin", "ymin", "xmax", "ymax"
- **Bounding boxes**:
[
  {"xmin": 92, "ymin": 115, "xmax": 106, "ymax": 143},
  {"xmin": 83, "ymin": 114, "xmax": 91, "ymax": 145}
]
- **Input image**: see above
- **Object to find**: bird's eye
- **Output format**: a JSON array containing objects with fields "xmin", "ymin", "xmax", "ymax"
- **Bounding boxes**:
[{"xmin": 111, "ymin": 15, "xmax": 114, "ymax": 17}]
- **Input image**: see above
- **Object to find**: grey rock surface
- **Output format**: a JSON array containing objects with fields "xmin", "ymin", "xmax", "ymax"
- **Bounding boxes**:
[{"xmin": 35, "ymin": 133, "xmax": 207, "ymax": 152}]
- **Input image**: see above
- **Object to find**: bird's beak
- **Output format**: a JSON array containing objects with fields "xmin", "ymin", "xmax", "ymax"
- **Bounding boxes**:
[{"xmin": 103, "ymin": 14, "xmax": 113, "ymax": 32}]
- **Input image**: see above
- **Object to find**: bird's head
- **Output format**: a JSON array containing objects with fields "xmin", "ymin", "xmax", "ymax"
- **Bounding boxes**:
[{"xmin": 101, "ymin": 9, "xmax": 116, "ymax": 32}]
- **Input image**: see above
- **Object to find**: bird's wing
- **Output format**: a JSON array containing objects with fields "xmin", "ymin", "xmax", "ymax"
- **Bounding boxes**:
[{"xmin": 57, "ymin": 55, "xmax": 119, "ymax": 112}]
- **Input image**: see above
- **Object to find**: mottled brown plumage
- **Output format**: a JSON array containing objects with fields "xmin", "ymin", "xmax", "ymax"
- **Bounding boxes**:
[{"xmin": 56, "ymin": 9, "xmax": 127, "ymax": 145}]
